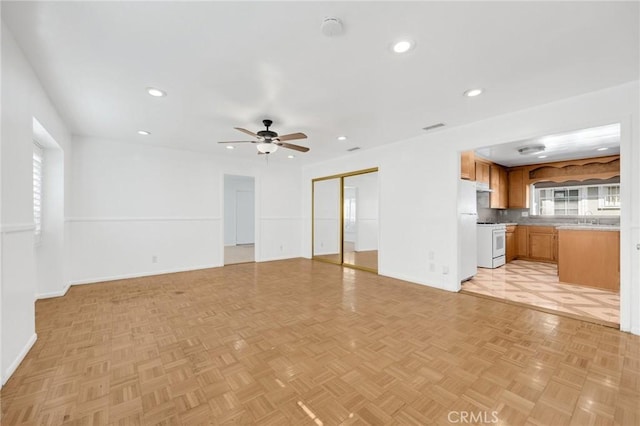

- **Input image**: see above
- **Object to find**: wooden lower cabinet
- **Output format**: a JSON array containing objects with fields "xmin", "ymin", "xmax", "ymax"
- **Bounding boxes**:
[
  {"xmin": 510, "ymin": 225, "xmax": 557, "ymax": 264},
  {"xmin": 558, "ymin": 230, "xmax": 619, "ymax": 291},
  {"xmin": 527, "ymin": 226, "xmax": 556, "ymax": 262},
  {"xmin": 506, "ymin": 225, "xmax": 516, "ymax": 262},
  {"xmin": 515, "ymin": 226, "xmax": 527, "ymax": 258}
]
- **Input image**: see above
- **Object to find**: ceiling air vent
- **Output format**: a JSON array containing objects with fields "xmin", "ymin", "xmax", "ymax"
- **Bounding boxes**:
[
  {"xmin": 347, "ymin": 147, "xmax": 361, "ymax": 152},
  {"xmin": 422, "ymin": 123, "xmax": 445, "ymax": 131}
]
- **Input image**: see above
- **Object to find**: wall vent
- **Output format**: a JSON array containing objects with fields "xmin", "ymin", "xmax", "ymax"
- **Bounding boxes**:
[
  {"xmin": 347, "ymin": 147, "xmax": 361, "ymax": 152},
  {"xmin": 422, "ymin": 123, "xmax": 445, "ymax": 131}
]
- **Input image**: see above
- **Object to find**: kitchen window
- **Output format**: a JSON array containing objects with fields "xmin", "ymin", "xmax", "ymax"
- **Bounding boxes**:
[{"xmin": 532, "ymin": 180, "xmax": 620, "ymax": 216}]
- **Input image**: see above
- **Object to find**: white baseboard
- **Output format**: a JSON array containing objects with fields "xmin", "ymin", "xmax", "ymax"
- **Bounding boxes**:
[
  {"xmin": 379, "ymin": 271, "xmax": 456, "ymax": 293},
  {"xmin": 36, "ymin": 284, "xmax": 70, "ymax": 300},
  {"xmin": 2, "ymin": 333, "xmax": 37, "ymax": 386},
  {"xmin": 257, "ymin": 254, "xmax": 300, "ymax": 263},
  {"xmin": 69, "ymin": 264, "xmax": 222, "ymax": 286}
]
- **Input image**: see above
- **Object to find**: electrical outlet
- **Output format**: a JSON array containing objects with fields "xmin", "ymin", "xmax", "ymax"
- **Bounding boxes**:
[
  {"xmin": 429, "ymin": 263, "xmax": 435, "ymax": 272},
  {"xmin": 152, "ymin": 255, "xmax": 158, "ymax": 264},
  {"xmin": 442, "ymin": 266, "xmax": 449, "ymax": 275},
  {"xmin": 521, "ymin": 211, "xmax": 529, "ymax": 217},
  {"xmin": 279, "ymin": 245, "xmax": 283, "ymax": 252}
]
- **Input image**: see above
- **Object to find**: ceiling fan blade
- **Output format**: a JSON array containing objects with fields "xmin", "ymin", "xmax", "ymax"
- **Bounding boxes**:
[
  {"xmin": 234, "ymin": 127, "xmax": 259, "ymax": 138},
  {"xmin": 218, "ymin": 140, "xmax": 256, "ymax": 144},
  {"xmin": 277, "ymin": 142, "xmax": 310, "ymax": 152},
  {"xmin": 277, "ymin": 132, "xmax": 307, "ymax": 142}
]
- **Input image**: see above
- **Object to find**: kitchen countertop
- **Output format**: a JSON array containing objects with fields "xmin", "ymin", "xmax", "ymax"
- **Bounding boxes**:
[
  {"xmin": 484, "ymin": 222, "xmax": 620, "ymax": 230},
  {"xmin": 556, "ymin": 225, "xmax": 620, "ymax": 231}
]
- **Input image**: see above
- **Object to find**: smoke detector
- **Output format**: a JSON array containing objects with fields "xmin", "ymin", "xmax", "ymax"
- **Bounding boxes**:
[
  {"xmin": 518, "ymin": 145, "xmax": 546, "ymax": 155},
  {"xmin": 321, "ymin": 17, "xmax": 343, "ymax": 37}
]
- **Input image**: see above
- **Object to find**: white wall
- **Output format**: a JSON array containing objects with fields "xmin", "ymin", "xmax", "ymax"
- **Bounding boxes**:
[
  {"xmin": 69, "ymin": 137, "xmax": 302, "ymax": 284},
  {"xmin": 302, "ymin": 81, "xmax": 640, "ymax": 335},
  {"xmin": 312, "ymin": 178, "xmax": 340, "ymax": 255},
  {"xmin": 1, "ymin": 23, "xmax": 72, "ymax": 384},
  {"xmin": 224, "ymin": 175, "xmax": 255, "ymax": 246}
]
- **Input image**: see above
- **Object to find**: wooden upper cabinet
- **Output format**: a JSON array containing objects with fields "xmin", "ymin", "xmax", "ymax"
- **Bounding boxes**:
[
  {"xmin": 475, "ymin": 161, "xmax": 490, "ymax": 186},
  {"xmin": 490, "ymin": 164, "xmax": 508, "ymax": 209},
  {"xmin": 460, "ymin": 151, "xmax": 475, "ymax": 180},
  {"xmin": 508, "ymin": 168, "xmax": 529, "ymax": 209}
]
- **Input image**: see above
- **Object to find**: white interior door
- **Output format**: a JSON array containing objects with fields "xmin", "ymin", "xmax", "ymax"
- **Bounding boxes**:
[{"xmin": 236, "ymin": 190, "xmax": 255, "ymax": 244}]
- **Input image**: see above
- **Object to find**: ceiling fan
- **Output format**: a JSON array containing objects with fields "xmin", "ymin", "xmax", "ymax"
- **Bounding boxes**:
[{"xmin": 218, "ymin": 119, "xmax": 309, "ymax": 154}]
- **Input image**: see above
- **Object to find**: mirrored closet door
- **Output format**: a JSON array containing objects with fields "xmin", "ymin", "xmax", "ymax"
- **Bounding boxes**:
[{"xmin": 312, "ymin": 168, "xmax": 378, "ymax": 273}]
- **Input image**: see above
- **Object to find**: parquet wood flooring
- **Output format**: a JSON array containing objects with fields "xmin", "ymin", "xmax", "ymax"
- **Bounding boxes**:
[{"xmin": 1, "ymin": 259, "xmax": 639, "ymax": 425}]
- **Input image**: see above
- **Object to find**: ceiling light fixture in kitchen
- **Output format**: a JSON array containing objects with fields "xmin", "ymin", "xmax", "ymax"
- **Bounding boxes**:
[
  {"xmin": 597, "ymin": 147, "xmax": 609, "ymax": 151},
  {"xmin": 518, "ymin": 145, "xmax": 546, "ymax": 155},
  {"xmin": 392, "ymin": 39, "xmax": 414, "ymax": 53},
  {"xmin": 146, "ymin": 87, "xmax": 166, "ymax": 97},
  {"xmin": 463, "ymin": 88, "xmax": 483, "ymax": 97},
  {"xmin": 288, "ymin": 155, "xmax": 295, "ymax": 159},
  {"xmin": 337, "ymin": 136, "xmax": 347, "ymax": 141},
  {"xmin": 226, "ymin": 146, "xmax": 234, "ymax": 150},
  {"xmin": 137, "ymin": 130, "xmax": 151, "ymax": 135}
]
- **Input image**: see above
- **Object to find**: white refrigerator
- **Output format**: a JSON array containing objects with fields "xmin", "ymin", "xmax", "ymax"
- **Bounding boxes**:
[{"xmin": 458, "ymin": 179, "xmax": 478, "ymax": 282}]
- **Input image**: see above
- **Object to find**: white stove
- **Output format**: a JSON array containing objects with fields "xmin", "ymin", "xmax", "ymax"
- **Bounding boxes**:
[{"xmin": 477, "ymin": 223, "xmax": 506, "ymax": 268}]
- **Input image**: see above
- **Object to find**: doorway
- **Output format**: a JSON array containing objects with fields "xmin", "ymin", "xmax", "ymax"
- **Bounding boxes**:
[
  {"xmin": 458, "ymin": 123, "xmax": 621, "ymax": 327},
  {"xmin": 224, "ymin": 175, "xmax": 255, "ymax": 265}
]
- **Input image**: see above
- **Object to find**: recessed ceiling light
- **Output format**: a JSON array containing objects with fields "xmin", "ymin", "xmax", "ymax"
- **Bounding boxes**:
[
  {"xmin": 337, "ymin": 136, "xmax": 347, "ymax": 141},
  {"xmin": 146, "ymin": 87, "xmax": 166, "ymax": 97},
  {"xmin": 287, "ymin": 155, "xmax": 295, "ymax": 159},
  {"xmin": 392, "ymin": 39, "xmax": 414, "ymax": 54},
  {"xmin": 538, "ymin": 155, "xmax": 547, "ymax": 159},
  {"xmin": 137, "ymin": 130, "xmax": 151, "ymax": 135},
  {"xmin": 464, "ymin": 88, "xmax": 484, "ymax": 97},
  {"xmin": 226, "ymin": 146, "xmax": 234, "ymax": 150},
  {"xmin": 597, "ymin": 147, "xmax": 609, "ymax": 151}
]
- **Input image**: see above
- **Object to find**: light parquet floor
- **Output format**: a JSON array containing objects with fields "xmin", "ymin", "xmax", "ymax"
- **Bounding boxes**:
[
  {"xmin": 463, "ymin": 260, "xmax": 620, "ymax": 327},
  {"xmin": 1, "ymin": 259, "xmax": 639, "ymax": 425}
]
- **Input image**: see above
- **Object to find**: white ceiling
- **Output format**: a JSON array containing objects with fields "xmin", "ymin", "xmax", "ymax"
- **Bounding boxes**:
[
  {"xmin": 476, "ymin": 123, "xmax": 621, "ymax": 167},
  {"xmin": 3, "ymin": 2, "xmax": 638, "ymax": 164}
]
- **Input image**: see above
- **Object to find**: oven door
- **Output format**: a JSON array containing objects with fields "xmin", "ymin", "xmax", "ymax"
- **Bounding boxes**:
[{"xmin": 492, "ymin": 229, "xmax": 506, "ymax": 257}]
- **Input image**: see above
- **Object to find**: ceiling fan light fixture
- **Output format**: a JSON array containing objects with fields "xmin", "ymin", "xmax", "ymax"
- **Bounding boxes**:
[
  {"xmin": 226, "ymin": 146, "xmax": 234, "ymax": 150},
  {"xmin": 337, "ymin": 135, "xmax": 347, "ymax": 141},
  {"xmin": 518, "ymin": 145, "xmax": 546, "ymax": 156},
  {"xmin": 257, "ymin": 143, "xmax": 278, "ymax": 154}
]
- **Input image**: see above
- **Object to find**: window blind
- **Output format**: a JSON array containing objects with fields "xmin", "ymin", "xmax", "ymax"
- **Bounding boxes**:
[{"xmin": 33, "ymin": 142, "xmax": 43, "ymax": 243}]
